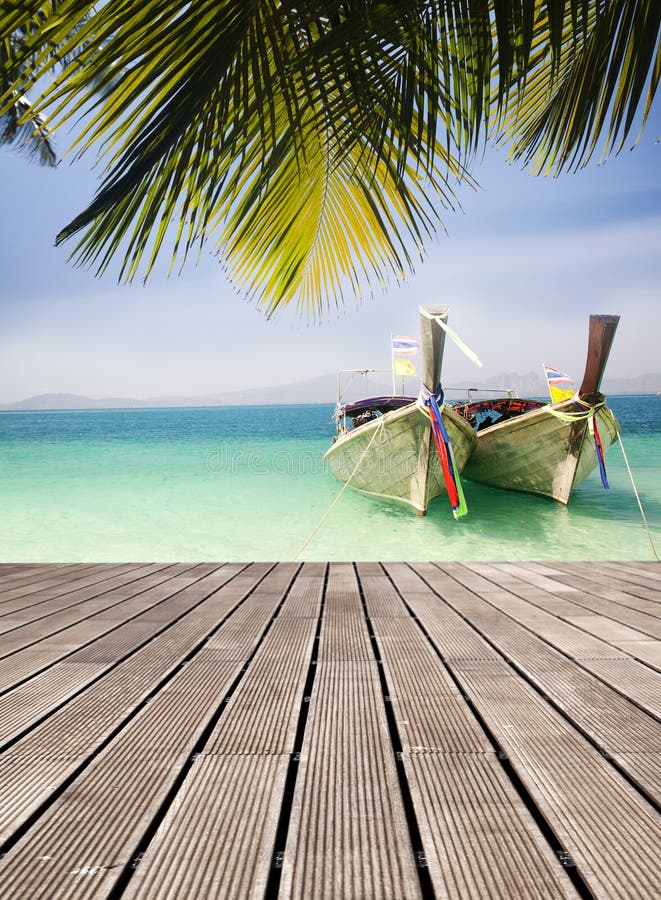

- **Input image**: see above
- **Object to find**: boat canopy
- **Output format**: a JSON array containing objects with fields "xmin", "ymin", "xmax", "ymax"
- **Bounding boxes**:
[
  {"xmin": 343, "ymin": 396, "xmax": 416, "ymax": 419},
  {"xmin": 453, "ymin": 397, "xmax": 544, "ymax": 430}
]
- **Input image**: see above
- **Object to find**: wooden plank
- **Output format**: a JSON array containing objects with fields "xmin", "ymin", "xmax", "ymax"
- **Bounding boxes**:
[
  {"xmin": 0, "ymin": 564, "xmax": 205, "ymax": 694},
  {"xmin": 420, "ymin": 563, "xmax": 661, "ymax": 801},
  {"xmin": 445, "ymin": 659, "xmax": 661, "ymax": 899},
  {"xmin": 281, "ymin": 660, "xmax": 420, "ymax": 899},
  {"xmin": 405, "ymin": 753, "xmax": 578, "ymax": 899},
  {"xmin": 0, "ymin": 563, "xmax": 99, "ymax": 596},
  {"xmin": 560, "ymin": 614, "xmax": 657, "ymax": 646},
  {"xmin": 200, "ymin": 560, "xmax": 297, "ymax": 661},
  {"xmin": 384, "ymin": 564, "xmax": 506, "ymax": 662},
  {"xmin": 616, "ymin": 640, "xmax": 661, "ymax": 668},
  {"xmin": 355, "ymin": 567, "xmax": 413, "ymax": 617},
  {"xmin": 452, "ymin": 563, "xmax": 647, "ymax": 663},
  {"xmin": 578, "ymin": 659, "xmax": 661, "ymax": 718},
  {"xmin": 0, "ymin": 673, "xmax": 239, "ymax": 899},
  {"xmin": 363, "ymin": 582, "xmax": 578, "ymax": 897},
  {"xmin": 0, "ymin": 563, "xmax": 73, "ymax": 584},
  {"xmin": 450, "ymin": 566, "xmax": 661, "ymax": 718},
  {"xmin": 0, "ymin": 564, "xmax": 176, "ymax": 653},
  {"xmin": 205, "ymin": 619, "xmax": 317, "ymax": 753},
  {"xmin": 599, "ymin": 561, "xmax": 661, "ymax": 588},
  {"xmin": 0, "ymin": 567, "xmax": 290, "ymax": 896},
  {"xmin": 516, "ymin": 563, "xmax": 659, "ymax": 615},
  {"xmin": 388, "ymin": 571, "xmax": 661, "ymax": 898},
  {"xmin": 512, "ymin": 562, "xmax": 661, "ymax": 638},
  {"xmin": 281, "ymin": 564, "xmax": 420, "ymax": 899},
  {"xmin": 123, "ymin": 755, "xmax": 290, "ymax": 900},
  {"xmin": 0, "ymin": 564, "xmax": 39, "ymax": 574},
  {"xmin": 0, "ymin": 562, "xmax": 658, "ymax": 900},
  {"xmin": 0, "ymin": 565, "xmax": 241, "ymax": 747},
  {"xmin": 0, "ymin": 572, "xmax": 251, "ymax": 833},
  {"xmin": 371, "ymin": 616, "xmax": 490, "ymax": 754},
  {"xmin": 0, "ymin": 564, "xmax": 131, "ymax": 608},
  {"xmin": 570, "ymin": 561, "xmax": 661, "ymax": 597},
  {"xmin": 121, "ymin": 568, "xmax": 325, "ymax": 897},
  {"xmin": 0, "ymin": 563, "xmax": 166, "ymax": 629},
  {"xmin": 275, "ymin": 563, "xmax": 325, "ymax": 618}
]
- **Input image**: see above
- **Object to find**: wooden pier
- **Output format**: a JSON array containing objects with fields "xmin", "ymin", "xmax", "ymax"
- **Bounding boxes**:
[{"xmin": 0, "ymin": 561, "xmax": 659, "ymax": 898}]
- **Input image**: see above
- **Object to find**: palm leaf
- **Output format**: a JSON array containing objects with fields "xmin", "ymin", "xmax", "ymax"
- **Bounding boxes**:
[
  {"xmin": 0, "ymin": 94, "xmax": 57, "ymax": 165},
  {"xmin": 3, "ymin": 1, "xmax": 472, "ymax": 313},
  {"xmin": 1, "ymin": 2, "xmax": 659, "ymax": 313},
  {"xmin": 218, "ymin": 107, "xmax": 467, "ymax": 318},
  {"xmin": 497, "ymin": 1, "xmax": 661, "ymax": 172},
  {"xmin": 0, "ymin": 29, "xmax": 56, "ymax": 165}
]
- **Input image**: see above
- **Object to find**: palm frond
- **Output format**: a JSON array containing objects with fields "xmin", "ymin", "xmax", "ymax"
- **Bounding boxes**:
[
  {"xmin": 218, "ymin": 109, "xmax": 468, "ymax": 318},
  {"xmin": 0, "ymin": 2, "xmax": 659, "ymax": 314},
  {"xmin": 498, "ymin": 1, "xmax": 661, "ymax": 173},
  {"xmin": 0, "ymin": 27, "xmax": 56, "ymax": 164},
  {"xmin": 0, "ymin": 94, "xmax": 57, "ymax": 165},
  {"xmin": 2, "ymin": 1, "xmax": 472, "ymax": 313}
]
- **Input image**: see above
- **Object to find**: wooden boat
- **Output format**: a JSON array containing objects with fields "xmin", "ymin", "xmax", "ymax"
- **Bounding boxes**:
[
  {"xmin": 454, "ymin": 314, "xmax": 621, "ymax": 503},
  {"xmin": 324, "ymin": 306, "xmax": 478, "ymax": 515}
]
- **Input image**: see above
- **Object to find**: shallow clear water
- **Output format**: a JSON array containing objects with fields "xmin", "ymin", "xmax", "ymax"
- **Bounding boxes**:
[{"xmin": 0, "ymin": 397, "xmax": 659, "ymax": 561}]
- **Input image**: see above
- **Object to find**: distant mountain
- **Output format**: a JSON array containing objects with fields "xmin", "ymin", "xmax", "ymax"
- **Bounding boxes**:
[
  {"xmin": 2, "ymin": 372, "xmax": 659, "ymax": 411},
  {"xmin": 449, "ymin": 372, "xmax": 661, "ymax": 397},
  {"xmin": 0, "ymin": 373, "xmax": 392, "ymax": 411},
  {"xmin": 0, "ymin": 393, "xmax": 147, "ymax": 410},
  {"xmin": 602, "ymin": 373, "xmax": 661, "ymax": 394}
]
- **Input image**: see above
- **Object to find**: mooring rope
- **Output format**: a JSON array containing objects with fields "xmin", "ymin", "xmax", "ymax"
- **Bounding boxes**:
[
  {"xmin": 616, "ymin": 432, "xmax": 659, "ymax": 561},
  {"xmin": 291, "ymin": 417, "xmax": 386, "ymax": 561}
]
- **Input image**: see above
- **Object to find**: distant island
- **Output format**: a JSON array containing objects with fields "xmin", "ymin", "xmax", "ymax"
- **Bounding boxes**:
[{"xmin": 1, "ymin": 372, "xmax": 660, "ymax": 410}]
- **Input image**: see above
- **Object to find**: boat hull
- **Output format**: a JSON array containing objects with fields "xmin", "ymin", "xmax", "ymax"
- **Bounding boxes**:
[
  {"xmin": 462, "ymin": 401, "xmax": 620, "ymax": 503},
  {"xmin": 324, "ymin": 402, "xmax": 477, "ymax": 514}
]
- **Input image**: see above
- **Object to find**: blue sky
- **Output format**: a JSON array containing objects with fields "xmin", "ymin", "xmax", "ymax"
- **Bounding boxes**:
[{"xmin": 1, "ymin": 109, "xmax": 659, "ymax": 403}]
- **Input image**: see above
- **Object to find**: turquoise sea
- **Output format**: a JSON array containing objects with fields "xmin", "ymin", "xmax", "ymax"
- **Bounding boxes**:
[{"xmin": 0, "ymin": 397, "xmax": 659, "ymax": 561}]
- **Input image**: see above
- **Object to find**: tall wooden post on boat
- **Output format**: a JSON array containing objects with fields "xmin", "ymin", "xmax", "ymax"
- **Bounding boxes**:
[
  {"xmin": 561, "ymin": 314, "xmax": 621, "ymax": 495},
  {"xmin": 411, "ymin": 305, "xmax": 449, "ymax": 513},
  {"xmin": 419, "ymin": 305, "xmax": 449, "ymax": 392},
  {"xmin": 578, "ymin": 314, "xmax": 620, "ymax": 402}
]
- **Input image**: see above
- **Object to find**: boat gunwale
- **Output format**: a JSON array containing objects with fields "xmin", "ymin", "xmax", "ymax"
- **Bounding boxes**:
[
  {"xmin": 458, "ymin": 396, "xmax": 618, "ymax": 439},
  {"xmin": 324, "ymin": 398, "xmax": 477, "ymax": 460}
]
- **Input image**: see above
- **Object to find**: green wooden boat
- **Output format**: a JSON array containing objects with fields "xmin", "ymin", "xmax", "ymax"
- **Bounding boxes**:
[
  {"xmin": 454, "ymin": 314, "xmax": 621, "ymax": 504},
  {"xmin": 324, "ymin": 306, "xmax": 477, "ymax": 515}
]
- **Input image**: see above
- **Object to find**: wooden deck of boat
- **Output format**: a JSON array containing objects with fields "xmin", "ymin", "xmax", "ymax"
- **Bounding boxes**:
[{"xmin": 0, "ymin": 561, "xmax": 659, "ymax": 899}]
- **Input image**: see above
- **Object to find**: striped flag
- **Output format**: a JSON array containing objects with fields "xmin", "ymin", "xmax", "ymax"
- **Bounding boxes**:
[
  {"xmin": 392, "ymin": 335, "xmax": 419, "ymax": 356},
  {"xmin": 544, "ymin": 365, "xmax": 575, "ymax": 403}
]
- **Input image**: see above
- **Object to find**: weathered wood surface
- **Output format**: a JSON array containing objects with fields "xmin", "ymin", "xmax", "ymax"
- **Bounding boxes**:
[
  {"xmin": 463, "ymin": 401, "xmax": 620, "ymax": 503},
  {"xmin": 324, "ymin": 304, "xmax": 476, "ymax": 515},
  {"xmin": 464, "ymin": 314, "xmax": 621, "ymax": 504},
  {"xmin": 325, "ymin": 402, "xmax": 476, "ymax": 514},
  {"xmin": 0, "ymin": 562, "xmax": 659, "ymax": 899}
]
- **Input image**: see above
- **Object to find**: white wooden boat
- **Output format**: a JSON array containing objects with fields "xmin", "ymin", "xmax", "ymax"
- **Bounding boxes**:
[
  {"xmin": 455, "ymin": 314, "xmax": 621, "ymax": 503},
  {"xmin": 324, "ymin": 306, "xmax": 478, "ymax": 515}
]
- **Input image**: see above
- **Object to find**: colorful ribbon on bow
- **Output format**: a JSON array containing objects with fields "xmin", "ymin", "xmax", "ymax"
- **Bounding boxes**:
[
  {"xmin": 576, "ymin": 398, "xmax": 609, "ymax": 489},
  {"xmin": 418, "ymin": 385, "xmax": 468, "ymax": 518},
  {"xmin": 546, "ymin": 395, "xmax": 610, "ymax": 489}
]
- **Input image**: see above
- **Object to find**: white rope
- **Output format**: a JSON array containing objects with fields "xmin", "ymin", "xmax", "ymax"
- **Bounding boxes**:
[
  {"xmin": 545, "ymin": 397, "xmax": 604, "ymax": 422},
  {"xmin": 291, "ymin": 418, "xmax": 386, "ymax": 561},
  {"xmin": 616, "ymin": 432, "xmax": 659, "ymax": 561}
]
